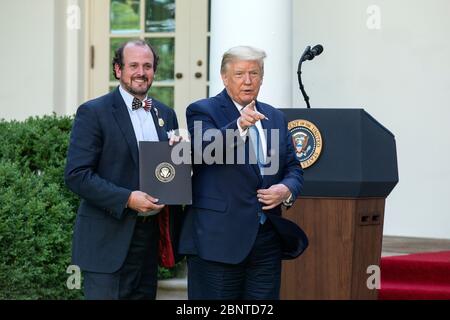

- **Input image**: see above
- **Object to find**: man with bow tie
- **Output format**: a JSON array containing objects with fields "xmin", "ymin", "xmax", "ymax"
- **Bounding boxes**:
[{"xmin": 65, "ymin": 39, "xmax": 182, "ymax": 299}]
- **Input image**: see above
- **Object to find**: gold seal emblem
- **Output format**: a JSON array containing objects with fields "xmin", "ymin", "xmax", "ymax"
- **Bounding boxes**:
[
  {"xmin": 158, "ymin": 118, "xmax": 165, "ymax": 127},
  {"xmin": 288, "ymin": 119, "xmax": 323, "ymax": 169},
  {"xmin": 155, "ymin": 162, "xmax": 175, "ymax": 183}
]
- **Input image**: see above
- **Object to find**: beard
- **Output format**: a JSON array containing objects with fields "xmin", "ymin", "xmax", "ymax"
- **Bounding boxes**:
[{"xmin": 122, "ymin": 76, "xmax": 152, "ymax": 97}]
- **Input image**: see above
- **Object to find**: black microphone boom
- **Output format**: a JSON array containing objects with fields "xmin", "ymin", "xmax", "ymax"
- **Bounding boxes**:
[{"xmin": 297, "ymin": 44, "xmax": 324, "ymax": 108}]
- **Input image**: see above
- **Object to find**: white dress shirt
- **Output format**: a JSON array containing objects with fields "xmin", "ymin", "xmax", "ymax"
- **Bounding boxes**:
[{"xmin": 119, "ymin": 86, "xmax": 159, "ymax": 143}]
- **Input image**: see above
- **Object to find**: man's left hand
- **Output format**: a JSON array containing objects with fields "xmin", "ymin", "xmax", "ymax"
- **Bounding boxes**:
[{"xmin": 257, "ymin": 184, "xmax": 291, "ymax": 210}]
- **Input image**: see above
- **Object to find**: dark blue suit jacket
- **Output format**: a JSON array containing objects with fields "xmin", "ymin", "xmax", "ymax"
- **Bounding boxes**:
[
  {"xmin": 64, "ymin": 87, "xmax": 180, "ymax": 273},
  {"xmin": 179, "ymin": 89, "xmax": 307, "ymax": 264}
]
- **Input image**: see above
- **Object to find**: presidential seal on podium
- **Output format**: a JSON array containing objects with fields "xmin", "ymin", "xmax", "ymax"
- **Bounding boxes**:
[{"xmin": 288, "ymin": 119, "xmax": 323, "ymax": 169}]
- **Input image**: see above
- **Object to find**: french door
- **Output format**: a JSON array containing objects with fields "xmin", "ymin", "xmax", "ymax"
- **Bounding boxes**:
[{"xmin": 87, "ymin": 0, "xmax": 210, "ymax": 128}]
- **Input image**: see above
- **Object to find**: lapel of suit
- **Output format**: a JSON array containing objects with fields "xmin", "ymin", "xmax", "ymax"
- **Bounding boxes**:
[
  {"xmin": 218, "ymin": 89, "xmax": 241, "ymax": 124},
  {"xmin": 149, "ymin": 103, "xmax": 168, "ymax": 141},
  {"xmin": 111, "ymin": 88, "xmax": 139, "ymax": 166},
  {"xmin": 218, "ymin": 90, "xmax": 262, "ymax": 182}
]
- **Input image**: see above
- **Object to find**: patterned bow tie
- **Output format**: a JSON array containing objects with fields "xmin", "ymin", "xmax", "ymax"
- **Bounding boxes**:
[{"xmin": 132, "ymin": 97, "xmax": 152, "ymax": 112}]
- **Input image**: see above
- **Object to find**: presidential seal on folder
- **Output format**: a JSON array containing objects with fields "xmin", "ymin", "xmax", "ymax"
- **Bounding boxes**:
[{"xmin": 139, "ymin": 141, "xmax": 192, "ymax": 205}]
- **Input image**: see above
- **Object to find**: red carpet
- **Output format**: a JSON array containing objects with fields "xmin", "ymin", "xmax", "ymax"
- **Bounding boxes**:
[{"xmin": 379, "ymin": 251, "xmax": 450, "ymax": 300}]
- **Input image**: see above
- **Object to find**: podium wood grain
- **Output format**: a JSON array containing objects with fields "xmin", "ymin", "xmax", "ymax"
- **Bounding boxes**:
[{"xmin": 281, "ymin": 197, "xmax": 385, "ymax": 300}]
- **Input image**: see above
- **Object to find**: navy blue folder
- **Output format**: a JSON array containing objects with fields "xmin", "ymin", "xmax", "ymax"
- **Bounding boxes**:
[{"xmin": 139, "ymin": 141, "xmax": 192, "ymax": 205}]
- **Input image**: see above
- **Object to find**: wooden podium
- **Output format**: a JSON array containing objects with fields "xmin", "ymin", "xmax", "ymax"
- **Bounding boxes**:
[{"xmin": 279, "ymin": 109, "xmax": 398, "ymax": 300}]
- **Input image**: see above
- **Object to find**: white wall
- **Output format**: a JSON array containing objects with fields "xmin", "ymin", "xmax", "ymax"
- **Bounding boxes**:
[
  {"xmin": 293, "ymin": 0, "xmax": 450, "ymax": 239},
  {"xmin": 0, "ymin": 0, "xmax": 85, "ymax": 121},
  {"xmin": 0, "ymin": 0, "xmax": 55, "ymax": 120}
]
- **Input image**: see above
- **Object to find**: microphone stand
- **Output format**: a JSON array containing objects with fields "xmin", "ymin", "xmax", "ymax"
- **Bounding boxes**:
[
  {"xmin": 298, "ymin": 46, "xmax": 311, "ymax": 108},
  {"xmin": 297, "ymin": 58, "xmax": 311, "ymax": 109}
]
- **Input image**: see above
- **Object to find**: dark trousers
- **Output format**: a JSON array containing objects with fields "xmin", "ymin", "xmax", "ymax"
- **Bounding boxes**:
[
  {"xmin": 83, "ymin": 216, "xmax": 159, "ymax": 300},
  {"xmin": 187, "ymin": 221, "xmax": 282, "ymax": 300}
]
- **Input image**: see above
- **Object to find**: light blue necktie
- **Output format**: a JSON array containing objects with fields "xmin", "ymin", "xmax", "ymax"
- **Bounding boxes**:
[{"xmin": 249, "ymin": 125, "xmax": 267, "ymax": 224}]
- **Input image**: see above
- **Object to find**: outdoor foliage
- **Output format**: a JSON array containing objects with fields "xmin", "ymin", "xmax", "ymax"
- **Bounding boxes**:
[{"xmin": 0, "ymin": 114, "xmax": 176, "ymax": 299}]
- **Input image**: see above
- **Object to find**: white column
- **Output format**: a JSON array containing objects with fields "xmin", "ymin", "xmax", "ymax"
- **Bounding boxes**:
[
  {"xmin": 209, "ymin": 0, "xmax": 293, "ymax": 108},
  {"xmin": 65, "ymin": 0, "xmax": 82, "ymax": 115},
  {"xmin": 53, "ymin": 0, "xmax": 84, "ymax": 116}
]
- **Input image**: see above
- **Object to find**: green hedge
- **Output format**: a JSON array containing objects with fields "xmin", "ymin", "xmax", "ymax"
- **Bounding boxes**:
[{"xmin": 0, "ymin": 114, "xmax": 176, "ymax": 300}]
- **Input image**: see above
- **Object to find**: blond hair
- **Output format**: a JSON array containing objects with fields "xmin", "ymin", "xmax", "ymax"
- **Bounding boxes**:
[{"xmin": 220, "ymin": 46, "xmax": 267, "ymax": 75}]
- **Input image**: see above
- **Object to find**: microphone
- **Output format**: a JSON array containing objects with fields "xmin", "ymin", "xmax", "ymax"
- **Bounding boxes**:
[
  {"xmin": 297, "ymin": 44, "xmax": 323, "ymax": 108},
  {"xmin": 300, "ymin": 44, "xmax": 324, "ymax": 62}
]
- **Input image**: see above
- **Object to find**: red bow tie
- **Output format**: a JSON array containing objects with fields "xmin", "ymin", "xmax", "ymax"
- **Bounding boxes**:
[{"xmin": 132, "ymin": 98, "xmax": 152, "ymax": 112}]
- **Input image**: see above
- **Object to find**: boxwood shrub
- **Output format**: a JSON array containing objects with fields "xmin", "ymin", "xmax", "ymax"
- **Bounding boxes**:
[{"xmin": 0, "ymin": 115, "xmax": 177, "ymax": 299}]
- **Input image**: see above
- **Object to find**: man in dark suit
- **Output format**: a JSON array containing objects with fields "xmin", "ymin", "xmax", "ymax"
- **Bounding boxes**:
[
  {"xmin": 179, "ymin": 46, "xmax": 307, "ymax": 299},
  {"xmin": 64, "ymin": 39, "xmax": 181, "ymax": 299}
]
